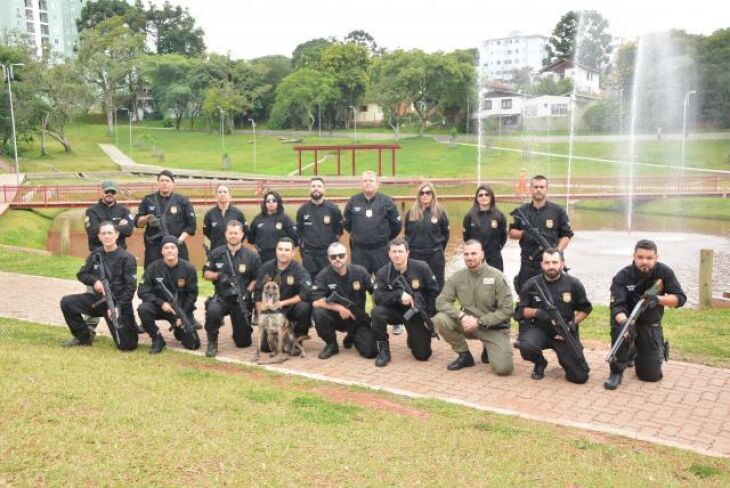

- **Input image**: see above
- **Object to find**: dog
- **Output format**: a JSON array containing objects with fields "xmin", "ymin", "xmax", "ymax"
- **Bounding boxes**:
[{"xmin": 255, "ymin": 281, "xmax": 308, "ymax": 364}]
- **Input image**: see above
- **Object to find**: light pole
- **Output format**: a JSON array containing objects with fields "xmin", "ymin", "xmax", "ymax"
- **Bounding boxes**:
[
  {"xmin": 109, "ymin": 105, "xmax": 118, "ymax": 146},
  {"xmin": 349, "ymin": 105, "xmax": 357, "ymax": 143},
  {"xmin": 248, "ymin": 118, "xmax": 257, "ymax": 171},
  {"xmin": 118, "ymin": 107, "xmax": 132, "ymax": 158},
  {"xmin": 1, "ymin": 63, "xmax": 24, "ymax": 184},
  {"xmin": 218, "ymin": 107, "xmax": 225, "ymax": 153},
  {"xmin": 680, "ymin": 90, "xmax": 696, "ymax": 177}
]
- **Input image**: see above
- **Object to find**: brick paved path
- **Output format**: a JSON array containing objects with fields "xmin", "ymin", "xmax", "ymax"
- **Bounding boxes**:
[{"xmin": 1, "ymin": 271, "xmax": 728, "ymax": 458}]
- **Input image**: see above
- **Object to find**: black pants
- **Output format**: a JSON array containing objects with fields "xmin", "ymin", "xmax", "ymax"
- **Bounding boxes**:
[
  {"xmin": 313, "ymin": 308, "xmax": 377, "ymax": 358},
  {"xmin": 609, "ymin": 322, "xmax": 665, "ymax": 382},
  {"xmin": 137, "ymin": 301, "xmax": 200, "ymax": 350},
  {"xmin": 351, "ymin": 244, "xmax": 389, "ymax": 276},
  {"xmin": 302, "ymin": 249, "xmax": 329, "ymax": 279},
  {"xmin": 485, "ymin": 252, "xmax": 504, "ymax": 272},
  {"xmin": 60, "ymin": 293, "xmax": 138, "ymax": 351},
  {"xmin": 514, "ymin": 260, "xmax": 541, "ymax": 294},
  {"xmin": 205, "ymin": 295, "xmax": 253, "ymax": 348},
  {"xmin": 371, "ymin": 305, "xmax": 432, "ymax": 361},
  {"xmin": 410, "ymin": 248, "xmax": 445, "ymax": 290},
  {"xmin": 518, "ymin": 325, "xmax": 589, "ymax": 384},
  {"xmin": 259, "ymin": 302, "xmax": 312, "ymax": 353},
  {"xmin": 144, "ymin": 240, "xmax": 189, "ymax": 269}
]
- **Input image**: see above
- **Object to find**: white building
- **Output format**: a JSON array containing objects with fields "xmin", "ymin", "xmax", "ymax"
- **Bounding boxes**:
[
  {"xmin": 522, "ymin": 95, "xmax": 572, "ymax": 118},
  {"xmin": 480, "ymin": 32, "xmax": 548, "ymax": 81},
  {"xmin": 538, "ymin": 59, "xmax": 601, "ymax": 96},
  {"xmin": 355, "ymin": 103, "xmax": 384, "ymax": 124},
  {"xmin": 479, "ymin": 89, "xmax": 525, "ymax": 128}
]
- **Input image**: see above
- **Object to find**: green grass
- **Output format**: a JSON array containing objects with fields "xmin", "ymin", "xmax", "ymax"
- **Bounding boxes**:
[
  {"xmin": 575, "ymin": 198, "xmax": 730, "ymax": 221},
  {"xmin": 1, "ymin": 319, "xmax": 727, "ymax": 486},
  {"xmin": 0, "ymin": 209, "xmax": 65, "ymax": 249}
]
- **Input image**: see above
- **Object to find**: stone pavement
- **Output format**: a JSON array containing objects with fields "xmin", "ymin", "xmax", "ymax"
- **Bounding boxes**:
[{"xmin": 0, "ymin": 270, "xmax": 728, "ymax": 458}]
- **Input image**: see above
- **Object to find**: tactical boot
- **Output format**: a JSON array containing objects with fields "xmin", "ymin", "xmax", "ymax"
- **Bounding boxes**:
[
  {"xmin": 206, "ymin": 334, "xmax": 218, "ymax": 358},
  {"xmin": 193, "ymin": 318, "xmax": 203, "ymax": 330},
  {"xmin": 604, "ymin": 372, "xmax": 623, "ymax": 390},
  {"xmin": 375, "ymin": 340, "xmax": 391, "ymax": 367},
  {"xmin": 531, "ymin": 359, "xmax": 548, "ymax": 380},
  {"xmin": 63, "ymin": 336, "xmax": 92, "ymax": 348},
  {"xmin": 481, "ymin": 347, "xmax": 490, "ymax": 364},
  {"xmin": 318, "ymin": 342, "xmax": 339, "ymax": 360},
  {"xmin": 342, "ymin": 333, "xmax": 354, "ymax": 349},
  {"xmin": 149, "ymin": 334, "xmax": 166, "ymax": 354},
  {"xmin": 392, "ymin": 324, "xmax": 404, "ymax": 335},
  {"xmin": 447, "ymin": 351, "xmax": 475, "ymax": 371},
  {"xmin": 88, "ymin": 326, "xmax": 97, "ymax": 342}
]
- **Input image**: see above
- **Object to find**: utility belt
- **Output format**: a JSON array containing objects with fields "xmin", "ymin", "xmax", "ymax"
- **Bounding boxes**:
[{"xmin": 410, "ymin": 246, "xmax": 444, "ymax": 255}]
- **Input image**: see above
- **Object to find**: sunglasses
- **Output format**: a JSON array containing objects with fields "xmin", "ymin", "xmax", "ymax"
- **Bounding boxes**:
[
  {"xmin": 419, "ymin": 190, "xmax": 433, "ymax": 196},
  {"xmin": 104, "ymin": 190, "xmax": 117, "ymax": 195},
  {"xmin": 477, "ymin": 193, "xmax": 489, "ymax": 198},
  {"xmin": 328, "ymin": 253, "xmax": 346, "ymax": 260}
]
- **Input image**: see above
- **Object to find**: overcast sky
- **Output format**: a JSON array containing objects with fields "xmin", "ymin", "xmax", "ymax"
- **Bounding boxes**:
[{"xmin": 160, "ymin": 0, "xmax": 728, "ymax": 60}]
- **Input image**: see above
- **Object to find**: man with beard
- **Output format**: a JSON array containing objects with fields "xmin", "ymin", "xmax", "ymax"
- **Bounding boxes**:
[
  {"xmin": 604, "ymin": 239, "xmax": 686, "ymax": 390},
  {"xmin": 432, "ymin": 240, "xmax": 514, "ymax": 375},
  {"xmin": 296, "ymin": 177, "xmax": 343, "ymax": 278},
  {"xmin": 515, "ymin": 248, "xmax": 592, "ymax": 384}
]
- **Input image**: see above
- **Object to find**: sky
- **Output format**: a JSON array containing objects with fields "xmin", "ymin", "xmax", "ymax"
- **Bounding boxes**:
[{"xmin": 159, "ymin": 0, "xmax": 728, "ymax": 59}]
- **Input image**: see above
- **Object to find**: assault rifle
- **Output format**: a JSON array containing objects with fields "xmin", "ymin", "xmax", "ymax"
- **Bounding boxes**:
[
  {"xmin": 606, "ymin": 279, "xmax": 664, "ymax": 365},
  {"xmin": 92, "ymin": 252, "xmax": 122, "ymax": 345},
  {"xmin": 393, "ymin": 275, "xmax": 439, "ymax": 339},
  {"xmin": 223, "ymin": 251, "xmax": 251, "ymax": 322},
  {"xmin": 530, "ymin": 279, "xmax": 589, "ymax": 373},
  {"xmin": 325, "ymin": 291, "xmax": 367, "ymax": 320},
  {"xmin": 511, "ymin": 207, "xmax": 569, "ymax": 271},
  {"xmin": 154, "ymin": 277, "xmax": 196, "ymax": 336}
]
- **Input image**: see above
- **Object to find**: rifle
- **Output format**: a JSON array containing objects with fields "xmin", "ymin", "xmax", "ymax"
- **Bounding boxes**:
[
  {"xmin": 530, "ymin": 279, "xmax": 589, "ymax": 373},
  {"xmin": 223, "ymin": 251, "xmax": 251, "ymax": 322},
  {"xmin": 92, "ymin": 252, "xmax": 122, "ymax": 345},
  {"xmin": 511, "ymin": 207, "xmax": 569, "ymax": 271},
  {"xmin": 606, "ymin": 279, "xmax": 664, "ymax": 365},
  {"xmin": 393, "ymin": 274, "xmax": 439, "ymax": 339},
  {"xmin": 154, "ymin": 277, "xmax": 196, "ymax": 336},
  {"xmin": 325, "ymin": 291, "xmax": 367, "ymax": 319}
]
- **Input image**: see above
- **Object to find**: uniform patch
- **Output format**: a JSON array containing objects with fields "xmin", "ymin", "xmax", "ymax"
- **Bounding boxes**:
[
  {"xmin": 491, "ymin": 219, "xmax": 497, "ymax": 229},
  {"xmin": 275, "ymin": 222, "xmax": 283, "ymax": 230},
  {"xmin": 286, "ymin": 275, "xmax": 294, "ymax": 285},
  {"xmin": 411, "ymin": 278, "xmax": 420, "ymax": 290},
  {"xmin": 365, "ymin": 209, "xmax": 373, "ymax": 218},
  {"xmin": 323, "ymin": 215, "xmax": 331, "ymax": 224},
  {"xmin": 483, "ymin": 277, "xmax": 495, "ymax": 285},
  {"xmin": 177, "ymin": 278, "xmax": 185, "ymax": 288},
  {"xmin": 353, "ymin": 281, "xmax": 361, "ymax": 291},
  {"xmin": 170, "ymin": 205, "xmax": 178, "ymax": 215},
  {"xmin": 546, "ymin": 219, "xmax": 554, "ymax": 229},
  {"xmin": 431, "ymin": 217, "xmax": 438, "ymax": 224},
  {"xmin": 238, "ymin": 264, "xmax": 246, "ymax": 273},
  {"xmin": 211, "ymin": 222, "xmax": 218, "ymax": 227},
  {"xmin": 562, "ymin": 292, "xmax": 572, "ymax": 303}
]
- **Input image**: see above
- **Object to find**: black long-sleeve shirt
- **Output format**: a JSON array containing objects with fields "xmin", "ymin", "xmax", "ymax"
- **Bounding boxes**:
[
  {"xmin": 515, "ymin": 272, "xmax": 592, "ymax": 328},
  {"xmin": 203, "ymin": 245, "xmax": 261, "ymax": 297},
  {"xmin": 373, "ymin": 259, "xmax": 439, "ymax": 316},
  {"xmin": 247, "ymin": 213, "xmax": 298, "ymax": 256},
  {"xmin": 343, "ymin": 192, "xmax": 401, "ymax": 247},
  {"xmin": 77, "ymin": 247, "xmax": 137, "ymax": 308},
  {"xmin": 462, "ymin": 208, "xmax": 507, "ymax": 259},
  {"xmin": 84, "ymin": 200, "xmax": 134, "ymax": 251},
  {"xmin": 254, "ymin": 259, "xmax": 312, "ymax": 302},
  {"xmin": 138, "ymin": 258, "xmax": 198, "ymax": 312},
  {"xmin": 134, "ymin": 192, "xmax": 196, "ymax": 242},
  {"xmin": 203, "ymin": 205, "xmax": 247, "ymax": 251},
  {"xmin": 509, "ymin": 201, "xmax": 573, "ymax": 263},
  {"xmin": 296, "ymin": 200, "xmax": 343, "ymax": 252},
  {"xmin": 404, "ymin": 207, "xmax": 449, "ymax": 253},
  {"xmin": 311, "ymin": 264, "xmax": 373, "ymax": 312}
]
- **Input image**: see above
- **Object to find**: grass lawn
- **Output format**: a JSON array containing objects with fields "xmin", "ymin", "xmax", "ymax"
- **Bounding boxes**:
[
  {"xmin": 0, "ymin": 319, "xmax": 727, "ymax": 486},
  {"xmin": 576, "ymin": 198, "xmax": 730, "ymax": 221}
]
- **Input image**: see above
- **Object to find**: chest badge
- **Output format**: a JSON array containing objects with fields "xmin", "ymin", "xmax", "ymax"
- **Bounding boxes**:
[
  {"xmin": 177, "ymin": 278, "xmax": 186, "ymax": 288},
  {"xmin": 546, "ymin": 219, "xmax": 554, "ymax": 229},
  {"xmin": 411, "ymin": 278, "xmax": 420, "ymax": 290},
  {"xmin": 286, "ymin": 275, "xmax": 295, "ymax": 285},
  {"xmin": 323, "ymin": 215, "xmax": 331, "ymax": 224},
  {"xmin": 430, "ymin": 216, "xmax": 438, "ymax": 224},
  {"xmin": 170, "ymin": 205, "xmax": 178, "ymax": 215},
  {"xmin": 365, "ymin": 209, "xmax": 373, "ymax": 218},
  {"xmin": 239, "ymin": 264, "xmax": 246, "ymax": 273},
  {"xmin": 275, "ymin": 222, "xmax": 283, "ymax": 230},
  {"xmin": 491, "ymin": 219, "xmax": 498, "ymax": 228},
  {"xmin": 352, "ymin": 281, "xmax": 361, "ymax": 291},
  {"xmin": 562, "ymin": 292, "xmax": 572, "ymax": 303}
]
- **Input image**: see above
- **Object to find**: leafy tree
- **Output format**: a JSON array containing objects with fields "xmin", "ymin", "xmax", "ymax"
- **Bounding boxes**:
[
  {"xmin": 695, "ymin": 28, "xmax": 730, "ymax": 127},
  {"xmin": 269, "ymin": 69, "xmax": 340, "ymax": 130},
  {"xmin": 143, "ymin": 54, "xmax": 197, "ymax": 129},
  {"xmin": 527, "ymin": 77, "xmax": 573, "ymax": 96},
  {"xmin": 508, "ymin": 66, "xmax": 535, "ymax": 92},
  {"xmin": 0, "ymin": 40, "xmax": 41, "ymax": 155},
  {"xmin": 581, "ymin": 99, "xmax": 620, "ymax": 132},
  {"xmin": 76, "ymin": 0, "xmax": 146, "ymax": 34},
  {"xmin": 147, "ymin": 1, "xmax": 206, "ymax": 57},
  {"xmin": 321, "ymin": 43, "xmax": 371, "ymax": 124},
  {"xmin": 344, "ymin": 30, "xmax": 383, "ymax": 56},
  {"xmin": 545, "ymin": 10, "xmax": 612, "ymax": 71},
  {"xmin": 292, "ymin": 38, "xmax": 335, "ymax": 69},
  {"xmin": 250, "ymin": 55, "xmax": 293, "ymax": 120}
]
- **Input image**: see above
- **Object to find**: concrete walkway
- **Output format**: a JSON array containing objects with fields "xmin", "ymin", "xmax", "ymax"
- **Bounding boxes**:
[{"xmin": 0, "ymin": 270, "xmax": 727, "ymax": 458}]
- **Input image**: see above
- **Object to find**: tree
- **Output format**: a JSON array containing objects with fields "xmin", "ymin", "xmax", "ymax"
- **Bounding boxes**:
[
  {"xmin": 292, "ymin": 38, "xmax": 335, "ymax": 69},
  {"xmin": 269, "ymin": 69, "xmax": 340, "ymax": 130},
  {"xmin": 0, "ymin": 40, "xmax": 41, "ymax": 156},
  {"xmin": 147, "ymin": 1, "xmax": 206, "ymax": 57},
  {"xmin": 344, "ymin": 30, "xmax": 383, "ymax": 56},
  {"xmin": 527, "ymin": 77, "xmax": 573, "ymax": 96},
  {"xmin": 321, "ymin": 43, "xmax": 371, "ymax": 124},
  {"xmin": 77, "ymin": 16, "xmax": 146, "ymax": 136},
  {"xmin": 250, "ymin": 55, "xmax": 292, "ymax": 120},
  {"xmin": 695, "ymin": 28, "xmax": 730, "ymax": 127},
  {"xmin": 76, "ymin": 0, "xmax": 146, "ymax": 34},
  {"xmin": 545, "ymin": 10, "xmax": 612, "ymax": 71},
  {"xmin": 144, "ymin": 54, "xmax": 197, "ymax": 129}
]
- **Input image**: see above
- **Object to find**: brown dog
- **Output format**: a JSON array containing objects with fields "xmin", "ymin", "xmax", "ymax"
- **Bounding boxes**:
[{"xmin": 256, "ymin": 281, "xmax": 308, "ymax": 363}]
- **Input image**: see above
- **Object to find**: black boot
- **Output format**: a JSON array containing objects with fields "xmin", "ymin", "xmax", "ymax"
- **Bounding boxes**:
[
  {"xmin": 531, "ymin": 359, "xmax": 547, "ymax": 380},
  {"xmin": 318, "ymin": 342, "xmax": 339, "ymax": 360},
  {"xmin": 149, "ymin": 334, "xmax": 166, "ymax": 354},
  {"xmin": 375, "ymin": 340, "xmax": 391, "ymax": 367},
  {"xmin": 604, "ymin": 372, "xmax": 623, "ymax": 390},
  {"xmin": 206, "ymin": 334, "xmax": 218, "ymax": 358},
  {"xmin": 343, "ymin": 333, "xmax": 354, "ymax": 349},
  {"xmin": 63, "ymin": 336, "xmax": 92, "ymax": 348},
  {"xmin": 481, "ymin": 347, "xmax": 489, "ymax": 364},
  {"xmin": 447, "ymin": 351, "xmax": 475, "ymax": 371}
]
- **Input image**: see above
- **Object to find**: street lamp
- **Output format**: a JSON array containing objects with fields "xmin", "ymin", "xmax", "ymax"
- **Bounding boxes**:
[
  {"xmin": 349, "ymin": 105, "xmax": 357, "ymax": 143},
  {"xmin": 1, "ymin": 63, "xmax": 24, "ymax": 184},
  {"xmin": 217, "ymin": 107, "xmax": 225, "ymax": 153},
  {"xmin": 118, "ymin": 107, "xmax": 132, "ymax": 158},
  {"xmin": 680, "ymin": 90, "xmax": 697, "ymax": 177},
  {"xmin": 248, "ymin": 118, "xmax": 257, "ymax": 172}
]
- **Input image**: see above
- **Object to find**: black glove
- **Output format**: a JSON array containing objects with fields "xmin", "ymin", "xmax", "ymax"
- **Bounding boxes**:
[
  {"xmin": 217, "ymin": 273, "xmax": 231, "ymax": 285},
  {"xmin": 534, "ymin": 308, "xmax": 551, "ymax": 323},
  {"xmin": 643, "ymin": 294, "xmax": 660, "ymax": 309},
  {"xmin": 146, "ymin": 214, "xmax": 161, "ymax": 229}
]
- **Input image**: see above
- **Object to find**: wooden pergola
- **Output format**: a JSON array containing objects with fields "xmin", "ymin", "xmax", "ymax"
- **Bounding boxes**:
[{"xmin": 293, "ymin": 144, "xmax": 401, "ymax": 176}]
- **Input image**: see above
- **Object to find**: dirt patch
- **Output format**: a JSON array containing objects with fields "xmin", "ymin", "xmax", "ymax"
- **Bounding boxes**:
[{"xmin": 316, "ymin": 386, "xmax": 430, "ymax": 419}]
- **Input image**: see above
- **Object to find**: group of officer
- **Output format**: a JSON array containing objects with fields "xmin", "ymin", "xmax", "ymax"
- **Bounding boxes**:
[{"xmin": 60, "ymin": 169, "xmax": 686, "ymax": 390}]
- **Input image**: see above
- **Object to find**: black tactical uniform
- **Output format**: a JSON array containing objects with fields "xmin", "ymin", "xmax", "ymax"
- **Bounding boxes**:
[
  {"xmin": 343, "ymin": 192, "xmax": 401, "ymax": 275},
  {"xmin": 255, "ymin": 259, "xmax": 312, "ymax": 345},
  {"xmin": 247, "ymin": 213, "xmax": 298, "ymax": 265},
  {"xmin": 515, "ymin": 273, "xmax": 592, "ymax": 384},
  {"xmin": 203, "ymin": 205, "xmax": 247, "ymax": 251},
  {"xmin": 609, "ymin": 262, "xmax": 686, "ymax": 382},
  {"xmin": 134, "ymin": 192, "xmax": 197, "ymax": 268},
  {"xmin": 372, "ymin": 259, "xmax": 439, "ymax": 361},
  {"xmin": 203, "ymin": 245, "xmax": 261, "ymax": 348},
  {"xmin": 509, "ymin": 201, "xmax": 573, "ymax": 292},
  {"xmin": 311, "ymin": 264, "xmax": 377, "ymax": 359},
  {"xmin": 462, "ymin": 208, "xmax": 507, "ymax": 271},
  {"xmin": 84, "ymin": 200, "xmax": 135, "ymax": 251},
  {"xmin": 296, "ymin": 200, "xmax": 343, "ymax": 277},
  {"xmin": 60, "ymin": 248, "xmax": 138, "ymax": 350},
  {"xmin": 404, "ymin": 207, "xmax": 449, "ymax": 288},
  {"xmin": 137, "ymin": 258, "xmax": 201, "ymax": 350}
]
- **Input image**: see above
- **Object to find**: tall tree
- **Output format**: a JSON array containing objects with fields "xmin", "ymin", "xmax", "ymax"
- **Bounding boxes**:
[
  {"xmin": 321, "ymin": 43, "xmax": 371, "ymax": 124},
  {"xmin": 250, "ymin": 55, "xmax": 293, "ymax": 120},
  {"xmin": 292, "ymin": 38, "xmax": 335, "ymax": 69},
  {"xmin": 76, "ymin": 0, "xmax": 146, "ymax": 34},
  {"xmin": 344, "ymin": 30, "xmax": 383, "ymax": 56},
  {"xmin": 269, "ymin": 68, "xmax": 340, "ymax": 130},
  {"xmin": 147, "ymin": 1, "xmax": 206, "ymax": 57},
  {"xmin": 143, "ymin": 54, "xmax": 197, "ymax": 129},
  {"xmin": 695, "ymin": 28, "xmax": 730, "ymax": 127},
  {"xmin": 544, "ymin": 10, "xmax": 612, "ymax": 71}
]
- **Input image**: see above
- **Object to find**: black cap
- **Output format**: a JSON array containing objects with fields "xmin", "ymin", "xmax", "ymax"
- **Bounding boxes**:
[
  {"xmin": 160, "ymin": 236, "xmax": 179, "ymax": 248},
  {"xmin": 157, "ymin": 170, "xmax": 175, "ymax": 182}
]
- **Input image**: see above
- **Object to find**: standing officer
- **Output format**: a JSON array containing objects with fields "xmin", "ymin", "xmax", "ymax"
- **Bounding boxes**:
[
  {"xmin": 60, "ymin": 222, "xmax": 138, "ymax": 351},
  {"xmin": 137, "ymin": 236, "xmax": 201, "ymax": 354},
  {"xmin": 296, "ymin": 177, "xmax": 343, "ymax": 278},
  {"xmin": 254, "ymin": 237, "xmax": 312, "ymax": 350},
  {"xmin": 343, "ymin": 171, "xmax": 401, "ymax": 275},
  {"xmin": 371, "ymin": 237, "xmax": 439, "ymax": 367},
  {"xmin": 515, "ymin": 248, "xmax": 592, "ymax": 384},
  {"xmin": 509, "ymin": 175, "xmax": 573, "ymax": 294},
  {"xmin": 248, "ymin": 190, "xmax": 299, "ymax": 264},
  {"xmin": 203, "ymin": 220, "xmax": 261, "ymax": 358},
  {"xmin": 203, "ymin": 184, "xmax": 247, "ymax": 251},
  {"xmin": 433, "ymin": 240, "xmax": 514, "ymax": 375},
  {"xmin": 134, "ymin": 170, "xmax": 197, "ymax": 268},
  {"xmin": 604, "ymin": 239, "xmax": 686, "ymax": 390},
  {"xmin": 462, "ymin": 185, "xmax": 507, "ymax": 271},
  {"xmin": 311, "ymin": 242, "xmax": 377, "ymax": 360}
]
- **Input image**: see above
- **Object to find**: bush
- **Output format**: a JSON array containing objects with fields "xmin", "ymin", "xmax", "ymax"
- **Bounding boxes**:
[{"xmin": 162, "ymin": 118, "xmax": 174, "ymax": 128}]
